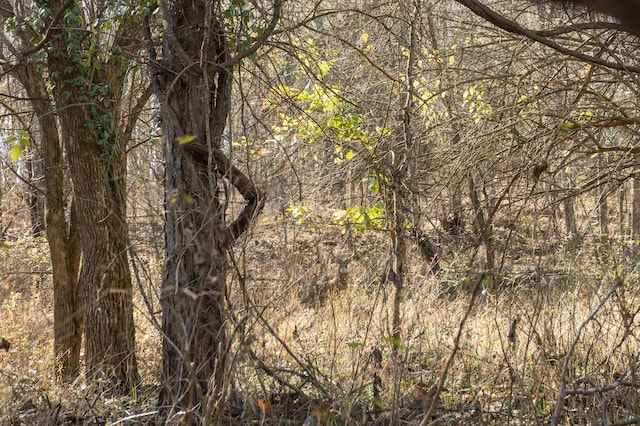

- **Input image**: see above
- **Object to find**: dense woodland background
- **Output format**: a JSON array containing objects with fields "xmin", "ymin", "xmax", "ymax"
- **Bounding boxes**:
[{"xmin": 1, "ymin": 0, "xmax": 640, "ymax": 424}]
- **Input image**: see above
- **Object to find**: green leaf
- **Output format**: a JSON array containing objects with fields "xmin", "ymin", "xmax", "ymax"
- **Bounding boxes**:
[
  {"xmin": 385, "ymin": 336, "xmax": 405, "ymax": 350},
  {"xmin": 560, "ymin": 122, "xmax": 575, "ymax": 131},
  {"xmin": 9, "ymin": 145, "xmax": 22, "ymax": 162}
]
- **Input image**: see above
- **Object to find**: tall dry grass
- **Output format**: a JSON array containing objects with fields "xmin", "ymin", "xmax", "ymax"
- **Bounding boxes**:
[{"xmin": 0, "ymin": 214, "xmax": 639, "ymax": 424}]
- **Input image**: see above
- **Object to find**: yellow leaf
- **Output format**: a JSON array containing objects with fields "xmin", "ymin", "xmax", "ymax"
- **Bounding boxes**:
[
  {"xmin": 178, "ymin": 135, "xmax": 197, "ymax": 145},
  {"xmin": 9, "ymin": 145, "xmax": 22, "ymax": 162}
]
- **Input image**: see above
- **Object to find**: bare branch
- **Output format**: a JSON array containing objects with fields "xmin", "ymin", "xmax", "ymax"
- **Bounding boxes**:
[
  {"xmin": 182, "ymin": 141, "xmax": 266, "ymax": 244},
  {"xmin": 452, "ymin": 0, "xmax": 640, "ymax": 74},
  {"xmin": 550, "ymin": 277, "xmax": 622, "ymax": 425}
]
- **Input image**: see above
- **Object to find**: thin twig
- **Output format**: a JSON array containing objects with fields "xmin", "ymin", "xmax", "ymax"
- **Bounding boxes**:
[
  {"xmin": 550, "ymin": 277, "xmax": 622, "ymax": 425},
  {"xmin": 421, "ymin": 272, "xmax": 485, "ymax": 424}
]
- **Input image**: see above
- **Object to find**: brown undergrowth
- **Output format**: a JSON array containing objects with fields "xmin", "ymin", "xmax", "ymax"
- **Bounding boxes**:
[{"xmin": 0, "ymin": 212, "xmax": 639, "ymax": 424}]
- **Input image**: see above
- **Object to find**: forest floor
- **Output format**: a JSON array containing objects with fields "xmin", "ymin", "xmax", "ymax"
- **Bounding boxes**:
[{"xmin": 1, "ymin": 207, "xmax": 639, "ymax": 425}]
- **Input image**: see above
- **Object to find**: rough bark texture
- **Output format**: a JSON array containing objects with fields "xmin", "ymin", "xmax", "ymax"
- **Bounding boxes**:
[
  {"xmin": 25, "ymin": 149, "xmax": 45, "ymax": 237},
  {"xmin": 150, "ymin": 1, "xmax": 266, "ymax": 417},
  {"xmin": 157, "ymin": 4, "xmax": 232, "ymax": 415},
  {"xmin": 60, "ymin": 109, "xmax": 137, "ymax": 387},
  {"xmin": 53, "ymin": 94, "xmax": 138, "ymax": 387},
  {"xmin": 0, "ymin": 0, "xmax": 147, "ymax": 387},
  {"xmin": 44, "ymin": 1, "xmax": 139, "ymax": 387},
  {"xmin": 12, "ymin": 62, "xmax": 83, "ymax": 378}
]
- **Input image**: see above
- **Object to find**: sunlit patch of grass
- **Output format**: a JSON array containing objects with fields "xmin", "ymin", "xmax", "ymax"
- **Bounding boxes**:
[
  {"xmin": 0, "ymin": 235, "xmax": 164, "ymax": 425},
  {"xmin": 3, "ymin": 217, "xmax": 640, "ymax": 424}
]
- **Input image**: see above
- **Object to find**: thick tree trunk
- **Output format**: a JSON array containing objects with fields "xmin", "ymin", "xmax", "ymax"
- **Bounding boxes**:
[
  {"xmin": 1, "ymin": 1, "xmax": 143, "ymax": 384},
  {"xmin": 58, "ymin": 108, "xmax": 138, "ymax": 387},
  {"xmin": 151, "ymin": 1, "xmax": 267, "ymax": 418},
  {"xmin": 156, "ymin": 6, "xmax": 232, "ymax": 416},
  {"xmin": 161, "ymin": 134, "xmax": 229, "ymax": 415},
  {"xmin": 45, "ymin": 2, "xmax": 139, "ymax": 388}
]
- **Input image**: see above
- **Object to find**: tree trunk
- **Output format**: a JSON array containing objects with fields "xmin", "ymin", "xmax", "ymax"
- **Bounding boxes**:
[
  {"xmin": 618, "ymin": 181, "xmax": 626, "ymax": 238},
  {"xmin": 45, "ymin": 2, "xmax": 139, "ymax": 388},
  {"xmin": 25, "ymin": 148, "xmax": 45, "ymax": 237},
  {"xmin": 151, "ymin": 1, "xmax": 267, "ymax": 417},
  {"xmin": 469, "ymin": 175, "xmax": 496, "ymax": 287},
  {"xmin": 633, "ymin": 173, "xmax": 640, "ymax": 243},
  {"xmin": 156, "ymin": 5, "xmax": 232, "ymax": 416},
  {"xmin": 57, "ymin": 104, "xmax": 138, "ymax": 388},
  {"xmin": 1, "ymin": 1, "xmax": 143, "ymax": 384},
  {"xmin": 11, "ymin": 63, "xmax": 83, "ymax": 379},
  {"xmin": 564, "ymin": 169, "xmax": 580, "ymax": 255},
  {"xmin": 596, "ymin": 155, "xmax": 609, "ymax": 263},
  {"xmin": 598, "ymin": 155, "xmax": 609, "ymax": 243}
]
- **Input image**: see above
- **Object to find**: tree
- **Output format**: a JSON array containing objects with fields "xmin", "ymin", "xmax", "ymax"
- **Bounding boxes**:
[
  {"xmin": 0, "ymin": 1, "xmax": 150, "ymax": 386},
  {"xmin": 145, "ymin": 0, "xmax": 272, "ymax": 417},
  {"xmin": 13, "ymin": 62, "xmax": 83, "ymax": 378}
]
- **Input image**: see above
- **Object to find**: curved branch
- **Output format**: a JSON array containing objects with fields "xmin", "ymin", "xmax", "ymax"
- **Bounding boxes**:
[
  {"xmin": 540, "ymin": 0, "xmax": 640, "ymax": 37},
  {"xmin": 452, "ymin": 0, "xmax": 640, "ymax": 74},
  {"xmin": 182, "ymin": 141, "xmax": 266, "ymax": 244}
]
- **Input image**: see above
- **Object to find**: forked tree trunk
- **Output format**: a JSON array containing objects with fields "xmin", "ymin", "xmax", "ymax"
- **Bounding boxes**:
[
  {"xmin": 53, "ymin": 101, "xmax": 138, "ymax": 387},
  {"xmin": 45, "ymin": 2, "xmax": 139, "ymax": 388},
  {"xmin": 151, "ymin": 1, "xmax": 267, "ymax": 418}
]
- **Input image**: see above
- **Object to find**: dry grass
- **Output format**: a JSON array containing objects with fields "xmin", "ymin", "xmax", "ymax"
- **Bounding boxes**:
[
  {"xmin": 230, "ymin": 213, "xmax": 640, "ymax": 425},
  {"xmin": 0, "ymin": 235, "xmax": 162, "ymax": 425},
  {"xmin": 1, "ymin": 210, "xmax": 639, "ymax": 425}
]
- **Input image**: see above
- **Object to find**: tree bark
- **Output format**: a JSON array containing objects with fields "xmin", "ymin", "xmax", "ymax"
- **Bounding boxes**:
[
  {"xmin": 597, "ymin": 156, "xmax": 609, "ymax": 244},
  {"xmin": 156, "ymin": 5, "xmax": 233, "ymax": 415},
  {"xmin": 25, "ymin": 148, "xmax": 45, "ymax": 237},
  {"xmin": 10, "ymin": 61, "xmax": 83, "ymax": 379},
  {"xmin": 633, "ymin": 173, "xmax": 640, "ymax": 248},
  {"xmin": 149, "ymin": 1, "xmax": 267, "ymax": 418},
  {"xmin": 43, "ymin": 1, "xmax": 139, "ymax": 388},
  {"xmin": 53, "ymin": 90, "xmax": 138, "ymax": 388}
]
